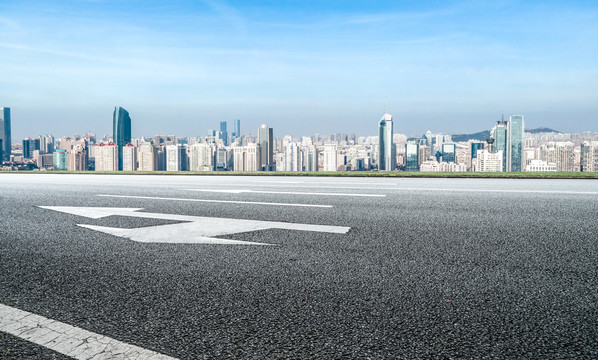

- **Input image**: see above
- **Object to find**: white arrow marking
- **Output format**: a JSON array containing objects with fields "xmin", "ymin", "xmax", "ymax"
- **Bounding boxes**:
[
  {"xmin": 97, "ymin": 194, "xmax": 333, "ymax": 208},
  {"xmin": 186, "ymin": 189, "xmax": 386, "ymax": 197},
  {"xmin": 39, "ymin": 206, "xmax": 350, "ymax": 245}
]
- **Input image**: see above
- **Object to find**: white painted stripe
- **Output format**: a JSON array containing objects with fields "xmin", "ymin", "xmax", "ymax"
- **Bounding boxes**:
[
  {"xmin": 241, "ymin": 185, "xmax": 598, "ymax": 195},
  {"xmin": 391, "ymin": 187, "xmax": 598, "ymax": 195},
  {"xmin": 186, "ymin": 189, "xmax": 386, "ymax": 197},
  {"xmin": 0, "ymin": 303, "xmax": 177, "ymax": 360},
  {"xmin": 97, "ymin": 194, "xmax": 333, "ymax": 208}
]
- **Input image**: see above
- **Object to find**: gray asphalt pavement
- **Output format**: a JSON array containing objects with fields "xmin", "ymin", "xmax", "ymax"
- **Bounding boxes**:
[{"xmin": 1, "ymin": 174, "xmax": 597, "ymax": 359}]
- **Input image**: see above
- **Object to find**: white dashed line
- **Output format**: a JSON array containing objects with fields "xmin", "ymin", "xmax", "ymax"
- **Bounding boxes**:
[
  {"xmin": 0, "ymin": 303, "xmax": 177, "ymax": 360},
  {"xmin": 391, "ymin": 187, "xmax": 598, "ymax": 195},
  {"xmin": 186, "ymin": 189, "xmax": 386, "ymax": 197},
  {"xmin": 97, "ymin": 194, "xmax": 333, "ymax": 208}
]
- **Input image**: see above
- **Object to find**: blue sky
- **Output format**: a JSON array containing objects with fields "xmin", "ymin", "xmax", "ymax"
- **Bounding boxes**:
[{"xmin": 1, "ymin": 0, "xmax": 597, "ymax": 140}]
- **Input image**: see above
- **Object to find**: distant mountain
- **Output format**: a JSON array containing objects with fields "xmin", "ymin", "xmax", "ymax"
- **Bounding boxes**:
[
  {"xmin": 451, "ymin": 130, "xmax": 491, "ymax": 142},
  {"xmin": 450, "ymin": 127, "xmax": 561, "ymax": 142},
  {"xmin": 525, "ymin": 127, "xmax": 562, "ymax": 134}
]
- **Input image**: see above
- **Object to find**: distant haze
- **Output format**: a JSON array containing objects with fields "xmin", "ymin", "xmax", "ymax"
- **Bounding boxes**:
[{"xmin": 1, "ymin": 0, "xmax": 597, "ymax": 140}]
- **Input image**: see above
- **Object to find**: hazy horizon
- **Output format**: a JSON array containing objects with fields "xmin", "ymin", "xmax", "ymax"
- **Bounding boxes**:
[{"xmin": 2, "ymin": 0, "xmax": 597, "ymax": 140}]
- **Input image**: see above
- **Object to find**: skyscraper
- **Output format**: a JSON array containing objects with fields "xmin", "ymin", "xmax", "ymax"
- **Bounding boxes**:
[
  {"xmin": 405, "ymin": 142, "xmax": 419, "ymax": 171},
  {"xmin": 441, "ymin": 143, "xmax": 456, "ymax": 163},
  {"xmin": 490, "ymin": 119, "xmax": 508, "ymax": 171},
  {"xmin": 507, "ymin": 115, "xmax": 524, "ymax": 172},
  {"xmin": 378, "ymin": 113, "xmax": 396, "ymax": 171},
  {"xmin": 113, "ymin": 106, "xmax": 131, "ymax": 171},
  {"xmin": 233, "ymin": 119, "xmax": 241, "ymax": 139},
  {"xmin": 220, "ymin": 121, "xmax": 228, "ymax": 146},
  {"xmin": 258, "ymin": 124, "xmax": 273, "ymax": 171},
  {"xmin": 0, "ymin": 107, "xmax": 11, "ymax": 162}
]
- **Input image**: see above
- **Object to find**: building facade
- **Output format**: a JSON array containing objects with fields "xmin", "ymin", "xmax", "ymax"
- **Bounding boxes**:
[
  {"xmin": 113, "ymin": 106, "xmax": 131, "ymax": 171},
  {"xmin": 378, "ymin": 113, "xmax": 396, "ymax": 171},
  {"xmin": 0, "ymin": 107, "xmax": 11, "ymax": 162},
  {"xmin": 507, "ymin": 115, "xmax": 524, "ymax": 172}
]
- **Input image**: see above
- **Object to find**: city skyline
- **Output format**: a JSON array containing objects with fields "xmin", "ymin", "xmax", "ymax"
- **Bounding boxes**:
[{"xmin": 1, "ymin": 1, "xmax": 597, "ymax": 140}]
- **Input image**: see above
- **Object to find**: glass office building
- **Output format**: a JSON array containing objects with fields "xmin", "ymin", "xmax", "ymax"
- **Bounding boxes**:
[
  {"xmin": 441, "ymin": 143, "xmax": 456, "ymax": 163},
  {"xmin": 378, "ymin": 113, "xmax": 395, "ymax": 171},
  {"xmin": 491, "ymin": 120, "xmax": 508, "ymax": 171},
  {"xmin": 258, "ymin": 124, "xmax": 273, "ymax": 171},
  {"xmin": 0, "ymin": 107, "xmax": 11, "ymax": 162},
  {"xmin": 113, "ymin": 106, "xmax": 132, "ymax": 171},
  {"xmin": 53, "ymin": 149, "xmax": 68, "ymax": 171},
  {"xmin": 405, "ymin": 142, "xmax": 419, "ymax": 171},
  {"xmin": 507, "ymin": 115, "xmax": 524, "ymax": 172}
]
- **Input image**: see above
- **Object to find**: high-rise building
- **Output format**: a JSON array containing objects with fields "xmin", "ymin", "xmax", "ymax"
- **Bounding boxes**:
[
  {"xmin": 53, "ymin": 150, "xmax": 68, "ymax": 171},
  {"xmin": 67, "ymin": 145, "xmax": 88, "ymax": 171},
  {"xmin": 113, "ymin": 106, "xmax": 131, "ymax": 171},
  {"xmin": 137, "ymin": 142, "xmax": 157, "ymax": 171},
  {"xmin": 490, "ymin": 120, "xmax": 508, "ymax": 171},
  {"xmin": 323, "ymin": 143, "xmax": 338, "ymax": 171},
  {"xmin": 166, "ymin": 144, "xmax": 186, "ymax": 171},
  {"xmin": 506, "ymin": 115, "xmax": 524, "ymax": 172},
  {"xmin": 378, "ymin": 113, "xmax": 396, "ymax": 171},
  {"xmin": 219, "ymin": 121, "xmax": 228, "ymax": 146},
  {"xmin": 305, "ymin": 145, "xmax": 318, "ymax": 172},
  {"xmin": 231, "ymin": 119, "xmax": 241, "ymax": 139},
  {"xmin": 284, "ymin": 142, "xmax": 302, "ymax": 171},
  {"xmin": 95, "ymin": 142, "xmax": 118, "ymax": 171},
  {"xmin": 189, "ymin": 143, "xmax": 216, "ymax": 171},
  {"xmin": 476, "ymin": 149, "xmax": 504, "ymax": 172},
  {"xmin": 122, "ymin": 143, "xmax": 137, "ymax": 171},
  {"xmin": 469, "ymin": 141, "xmax": 485, "ymax": 170},
  {"xmin": 258, "ymin": 124, "xmax": 273, "ymax": 171},
  {"xmin": 580, "ymin": 141, "xmax": 598, "ymax": 172},
  {"xmin": 405, "ymin": 142, "xmax": 419, "ymax": 171},
  {"xmin": 441, "ymin": 143, "xmax": 456, "ymax": 163},
  {"xmin": 232, "ymin": 144, "xmax": 259, "ymax": 171},
  {"xmin": 0, "ymin": 107, "xmax": 11, "ymax": 162}
]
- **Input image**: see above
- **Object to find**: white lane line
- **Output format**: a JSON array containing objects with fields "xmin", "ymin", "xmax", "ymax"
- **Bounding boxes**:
[
  {"xmin": 0, "ymin": 303, "xmax": 176, "ymax": 360},
  {"xmin": 97, "ymin": 194, "xmax": 333, "ymax": 208},
  {"xmin": 185, "ymin": 189, "xmax": 386, "ymax": 197},
  {"xmin": 391, "ymin": 187, "xmax": 598, "ymax": 195}
]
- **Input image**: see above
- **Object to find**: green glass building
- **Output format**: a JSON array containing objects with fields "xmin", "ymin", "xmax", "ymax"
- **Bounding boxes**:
[
  {"xmin": 113, "ymin": 106, "xmax": 132, "ymax": 171},
  {"xmin": 507, "ymin": 115, "xmax": 524, "ymax": 172}
]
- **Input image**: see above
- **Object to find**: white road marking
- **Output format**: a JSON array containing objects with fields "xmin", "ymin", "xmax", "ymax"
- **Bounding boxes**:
[
  {"xmin": 39, "ymin": 206, "xmax": 351, "ymax": 245},
  {"xmin": 0, "ymin": 303, "xmax": 177, "ymax": 360},
  {"xmin": 186, "ymin": 189, "xmax": 386, "ymax": 197},
  {"xmin": 97, "ymin": 194, "xmax": 333, "ymax": 208},
  {"xmin": 391, "ymin": 187, "xmax": 598, "ymax": 195}
]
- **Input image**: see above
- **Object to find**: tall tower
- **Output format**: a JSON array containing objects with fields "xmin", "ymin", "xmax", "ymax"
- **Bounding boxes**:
[
  {"xmin": 233, "ymin": 119, "xmax": 241, "ymax": 139},
  {"xmin": 219, "ymin": 121, "xmax": 228, "ymax": 146},
  {"xmin": 113, "ymin": 106, "xmax": 132, "ymax": 171},
  {"xmin": 490, "ymin": 119, "xmax": 508, "ymax": 171},
  {"xmin": 507, "ymin": 115, "xmax": 524, "ymax": 172},
  {"xmin": 0, "ymin": 107, "xmax": 11, "ymax": 162},
  {"xmin": 258, "ymin": 124, "xmax": 273, "ymax": 171},
  {"xmin": 378, "ymin": 113, "xmax": 395, "ymax": 171}
]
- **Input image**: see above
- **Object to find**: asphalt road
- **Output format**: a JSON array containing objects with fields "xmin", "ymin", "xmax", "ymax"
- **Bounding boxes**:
[{"xmin": 1, "ymin": 174, "xmax": 597, "ymax": 359}]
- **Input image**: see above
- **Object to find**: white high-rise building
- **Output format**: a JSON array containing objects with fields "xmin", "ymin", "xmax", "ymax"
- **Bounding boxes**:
[
  {"xmin": 166, "ymin": 144, "xmax": 183, "ymax": 171},
  {"xmin": 233, "ymin": 144, "xmax": 260, "ymax": 171},
  {"xmin": 476, "ymin": 149, "xmax": 503, "ymax": 172},
  {"xmin": 137, "ymin": 142, "xmax": 157, "ymax": 171},
  {"xmin": 323, "ymin": 143, "xmax": 338, "ymax": 171},
  {"xmin": 95, "ymin": 142, "xmax": 118, "ymax": 171},
  {"xmin": 581, "ymin": 141, "xmax": 598, "ymax": 172},
  {"xmin": 122, "ymin": 143, "xmax": 137, "ymax": 171},
  {"xmin": 189, "ymin": 143, "xmax": 216, "ymax": 171},
  {"xmin": 284, "ymin": 142, "xmax": 302, "ymax": 171}
]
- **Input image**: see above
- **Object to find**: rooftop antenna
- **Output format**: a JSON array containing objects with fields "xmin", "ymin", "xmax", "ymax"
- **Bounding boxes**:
[{"xmin": 384, "ymin": 96, "xmax": 388, "ymax": 114}]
